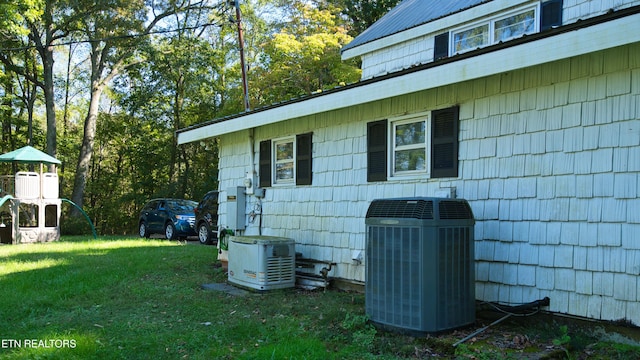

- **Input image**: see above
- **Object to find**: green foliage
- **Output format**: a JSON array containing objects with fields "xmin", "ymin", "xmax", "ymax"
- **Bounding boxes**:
[
  {"xmin": 342, "ymin": 312, "xmax": 377, "ymax": 352},
  {"xmin": 336, "ymin": 0, "xmax": 402, "ymax": 37},
  {"xmin": 60, "ymin": 214, "xmax": 94, "ymax": 236},
  {"xmin": 553, "ymin": 325, "xmax": 572, "ymax": 347},
  {"xmin": 0, "ymin": 0, "xmax": 42, "ymax": 36},
  {"xmin": 552, "ymin": 324, "xmax": 574, "ymax": 359},
  {"xmin": 254, "ymin": 1, "xmax": 361, "ymax": 105},
  {"xmin": 0, "ymin": 0, "xmax": 386, "ymax": 236}
]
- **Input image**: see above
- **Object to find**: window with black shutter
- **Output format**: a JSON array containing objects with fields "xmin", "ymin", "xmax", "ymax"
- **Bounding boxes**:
[
  {"xmin": 431, "ymin": 106, "xmax": 459, "ymax": 178},
  {"xmin": 367, "ymin": 120, "xmax": 388, "ymax": 182},
  {"xmin": 366, "ymin": 107, "xmax": 459, "ymax": 180},
  {"xmin": 259, "ymin": 133, "xmax": 313, "ymax": 187},
  {"xmin": 541, "ymin": 0, "xmax": 563, "ymax": 31},
  {"xmin": 296, "ymin": 133, "xmax": 313, "ymax": 185},
  {"xmin": 259, "ymin": 140, "xmax": 272, "ymax": 187}
]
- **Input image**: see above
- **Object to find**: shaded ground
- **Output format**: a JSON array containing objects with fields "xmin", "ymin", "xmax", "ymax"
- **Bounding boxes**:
[
  {"xmin": 203, "ymin": 282, "xmax": 640, "ymax": 359},
  {"xmin": 378, "ymin": 309, "xmax": 640, "ymax": 359}
]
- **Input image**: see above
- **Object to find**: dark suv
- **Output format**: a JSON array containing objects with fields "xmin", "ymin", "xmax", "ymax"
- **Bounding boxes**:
[
  {"xmin": 194, "ymin": 190, "xmax": 219, "ymax": 245},
  {"xmin": 139, "ymin": 198, "xmax": 197, "ymax": 240}
]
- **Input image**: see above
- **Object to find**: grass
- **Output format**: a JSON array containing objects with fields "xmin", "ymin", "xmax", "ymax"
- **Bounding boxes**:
[
  {"xmin": 1, "ymin": 237, "xmax": 639, "ymax": 359},
  {"xmin": 0, "ymin": 237, "xmax": 369, "ymax": 359}
]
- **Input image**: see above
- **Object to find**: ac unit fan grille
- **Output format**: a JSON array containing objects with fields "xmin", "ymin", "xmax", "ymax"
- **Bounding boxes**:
[
  {"xmin": 366, "ymin": 199, "xmax": 434, "ymax": 219},
  {"xmin": 438, "ymin": 201, "xmax": 473, "ymax": 219}
]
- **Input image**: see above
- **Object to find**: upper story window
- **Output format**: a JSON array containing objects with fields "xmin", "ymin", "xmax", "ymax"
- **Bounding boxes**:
[
  {"xmin": 434, "ymin": 1, "xmax": 562, "ymax": 61},
  {"xmin": 450, "ymin": 5, "xmax": 540, "ymax": 55},
  {"xmin": 453, "ymin": 24, "xmax": 489, "ymax": 54},
  {"xmin": 495, "ymin": 9, "xmax": 536, "ymax": 42}
]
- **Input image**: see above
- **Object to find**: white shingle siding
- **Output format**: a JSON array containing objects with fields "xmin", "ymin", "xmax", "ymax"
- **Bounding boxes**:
[{"xmin": 217, "ymin": 42, "xmax": 639, "ymax": 324}]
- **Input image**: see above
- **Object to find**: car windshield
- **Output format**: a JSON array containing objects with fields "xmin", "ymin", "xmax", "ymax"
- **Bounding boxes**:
[{"xmin": 167, "ymin": 200, "xmax": 197, "ymax": 212}]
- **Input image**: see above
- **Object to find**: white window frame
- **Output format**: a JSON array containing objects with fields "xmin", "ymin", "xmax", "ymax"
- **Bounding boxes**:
[
  {"xmin": 272, "ymin": 136, "xmax": 295, "ymax": 185},
  {"xmin": 450, "ymin": 4, "xmax": 540, "ymax": 55},
  {"xmin": 389, "ymin": 112, "xmax": 431, "ymax": 179}
]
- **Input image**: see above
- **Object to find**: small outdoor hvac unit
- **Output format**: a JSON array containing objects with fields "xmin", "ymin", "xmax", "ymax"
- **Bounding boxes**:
[
  {"xmin": 228, "ymin": 235, "xmax": 295, "ymax": 291},
  {"xmin": 365, "ymin": 197, "xmax": 475, "ymax": 334}
]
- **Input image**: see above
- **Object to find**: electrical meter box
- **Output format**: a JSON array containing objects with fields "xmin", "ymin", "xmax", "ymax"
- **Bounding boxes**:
[{"xmin": 226, "ymin": 186, "xmax": 246, "ymax": 231}]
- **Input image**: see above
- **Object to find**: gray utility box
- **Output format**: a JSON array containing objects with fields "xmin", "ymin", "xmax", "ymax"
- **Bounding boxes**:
[{"xmin": 365, "ymin": 197, "xmax": 475, "ymax": 335}]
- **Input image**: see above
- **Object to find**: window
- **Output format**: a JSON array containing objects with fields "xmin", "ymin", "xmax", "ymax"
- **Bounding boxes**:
[
  {"xmin": 495, "ymin": 9, "xmax": 535, "ymax": 42},
  {"xmin": 18, "ymin": 203, "xmax": 38, "ymax": 228},
  {"xmin": 450, "ymin": 5, "xmax": 539, "ymax": 55},
  {"xmin": 392, "ymin": 116, "xmax": 429, "ymax": 175},
  {"xmin": 259, "ymin": 133, "xmax": 313, "ymax": 187},
  {"xmin": 367, "ymin": 106, "xmax": 459, "ymax": 181},
  {"xmin": 274, "ymin": 137, "xmax": 295, "ymax": 184},
  {"xmin": 453, "ymin": 24, "xmax": 489, "ymax": 53},
  {"xmin": 45, "ymin": 204, "xmax": 58, "ymax": 227},
  {"xmin": 435, "ymin": 1, "xmax": 561, "ymax": 60}
]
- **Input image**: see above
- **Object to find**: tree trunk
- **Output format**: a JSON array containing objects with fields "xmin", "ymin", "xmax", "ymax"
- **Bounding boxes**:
[
  {"xmin": 70, "ymin": 84, "xmax": 103, "ymax": 213},
  {"xmin": 42, "ymin": 0, "xmax": 57, "ymax": 162},
  {"xmin": 42, "ymin": 46, "xmax": 56, "ymax": 158},
  {"xmin": 1, "ymin": 76, "xmax": 14, "ymax": 150}
]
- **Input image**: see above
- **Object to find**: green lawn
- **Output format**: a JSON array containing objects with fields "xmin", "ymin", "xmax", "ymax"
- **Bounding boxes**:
[
  {"xmin": 0, "ymin": 237, "xmax": 372, "ymax": 360},
  {"xmin": 1, "ymin": 237, "xmax": 639, "ymax": 360}
]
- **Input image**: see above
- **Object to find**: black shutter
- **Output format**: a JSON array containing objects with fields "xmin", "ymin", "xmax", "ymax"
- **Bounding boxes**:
[
  {"xmin": 296, "ymin": 133, "xmax": 313, "ymax": 185},
  {"xmin": 259, "ymin": 140, "xmax": 272, "ymax": 187},
  {"xmin": 434, "ymin": 33, "xmax": 449, "ymax": 60},
  {"xmin": 367, "ymin": 120, "xmax": 388, "ymax": 182},
  {"xmin": 431, "ymin": 106, "xmax": 459, "ymax": 178},
  {"xmin": 541, "ymin": 0, "xmax": 563, "ymax": 31}
]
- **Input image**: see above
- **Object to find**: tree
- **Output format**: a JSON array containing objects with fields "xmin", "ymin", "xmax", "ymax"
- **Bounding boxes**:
[
  {"xmin": 0, "ymin": 0, "xmax": 64, "ymax": 157},
  {"xmin": 253, "ymin": 1, "xmax": 360, "ymax": 106},
  {"xmin": 336, "ymin": 0, "xmax": 401, "ymax": 37},
  {"xmin": 68, "ymin": 0, "xmax": 216, "ymax": 214}
]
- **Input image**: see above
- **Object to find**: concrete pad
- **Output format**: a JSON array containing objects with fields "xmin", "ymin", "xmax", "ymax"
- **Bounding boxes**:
[{"xmin": 201, "ymin": 282, "xmax": 250, "ymax": 296}]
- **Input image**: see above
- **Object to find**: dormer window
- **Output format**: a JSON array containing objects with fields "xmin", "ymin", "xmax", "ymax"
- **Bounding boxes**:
[
  {"xmin": 453, "ymin": 24, "xmax": 489, "ymax": 53},
  {"xmin": 494, "ymin": 9, "xmax": 536, "ymax": 42},
  {"xmin": 450, "ymin": 5, "xmax": 539, "ymax": 55}
]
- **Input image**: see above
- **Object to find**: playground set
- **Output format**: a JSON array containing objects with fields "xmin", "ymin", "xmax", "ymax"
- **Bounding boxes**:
[{"xmin": 0, "ymin": 146, "xmax": 62, "ymax": 244}]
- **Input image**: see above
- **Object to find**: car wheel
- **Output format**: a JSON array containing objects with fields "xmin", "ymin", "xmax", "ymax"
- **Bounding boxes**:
[
  {"xmin": 165, "ymin": 222, "xmax": 176, "ymax": 240},
  {"xmin": 139, "ymin": 222, "xmax": 150, "ymax": 238},
  {"xmin": 198, "ymin": 223, "xmax": 212, "ymax": 245}
]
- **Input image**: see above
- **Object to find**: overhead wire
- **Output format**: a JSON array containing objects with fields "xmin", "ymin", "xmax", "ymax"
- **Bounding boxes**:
[{"xmin": 0, "ymin": 21, "xmax": 222, "ymax": 53}]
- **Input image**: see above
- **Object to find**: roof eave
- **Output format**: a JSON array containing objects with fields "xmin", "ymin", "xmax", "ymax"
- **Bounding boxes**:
[{"xmin": 177, "ymin": 7, "xmax": 640, "ymax": 145}]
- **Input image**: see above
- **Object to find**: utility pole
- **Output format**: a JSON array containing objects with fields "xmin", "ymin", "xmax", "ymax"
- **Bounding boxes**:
[{"xmin": 232, "ymin": 0, "xmax": 251, "ymax": 112}]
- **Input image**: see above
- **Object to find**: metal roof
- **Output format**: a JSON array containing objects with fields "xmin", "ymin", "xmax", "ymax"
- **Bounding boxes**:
[{"xmin": 341, "ymin": 0, "xmax": 492, "ymax": 53}]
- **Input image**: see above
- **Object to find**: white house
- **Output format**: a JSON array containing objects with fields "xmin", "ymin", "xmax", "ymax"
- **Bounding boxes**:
[{"xmin": 177, "ymin": 0, "xmax": 640, "ymax": 325}]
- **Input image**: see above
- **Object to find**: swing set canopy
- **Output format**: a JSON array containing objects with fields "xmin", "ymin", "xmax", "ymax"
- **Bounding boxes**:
[{"xmin": 0, "ymin": 146, "xmax": 61, "ymax": 165}]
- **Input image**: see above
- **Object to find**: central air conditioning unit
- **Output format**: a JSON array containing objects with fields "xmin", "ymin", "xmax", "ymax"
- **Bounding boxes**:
[
  {"xmin": 365, "ymin": 197, "xmax": 476, "ymax": 335},
  {"xmin": 228, "ymin": 235, "xmax": 295, "ymax": 291}
]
